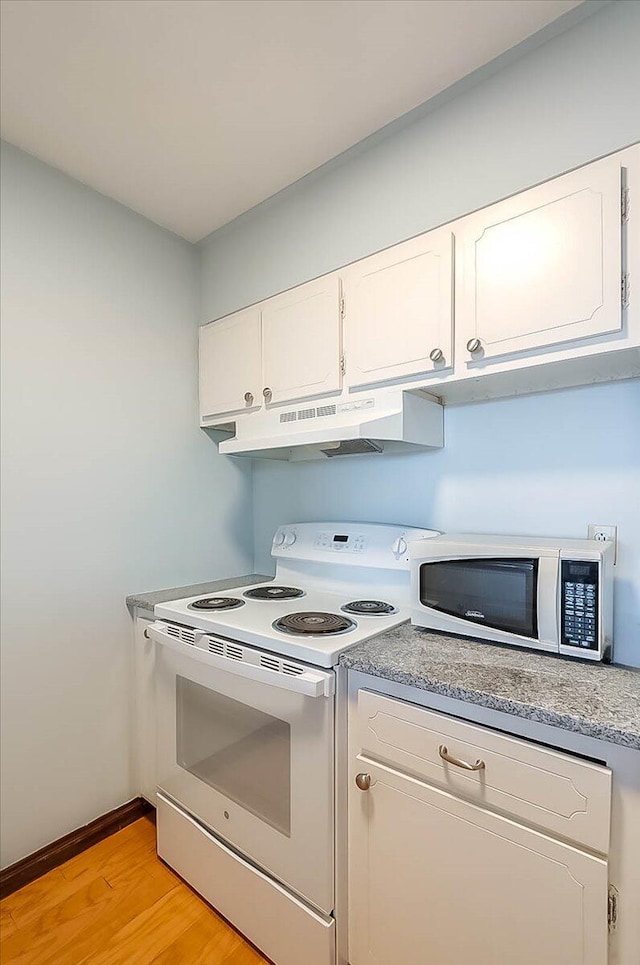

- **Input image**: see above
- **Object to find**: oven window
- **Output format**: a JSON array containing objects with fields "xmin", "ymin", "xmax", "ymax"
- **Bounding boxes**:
[
  {"xmin": 176, "ymin": 677, "xmax": 291, "ymax": 836},
  {"xmin": 420, "ymin": 558, "xmax": 538, "ymax": 638}
]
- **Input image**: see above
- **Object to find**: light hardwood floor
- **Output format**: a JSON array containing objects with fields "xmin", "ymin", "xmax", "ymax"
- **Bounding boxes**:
[{"xmin": 0, "ymin": 816, "xmax": 270, "ymax": 965}]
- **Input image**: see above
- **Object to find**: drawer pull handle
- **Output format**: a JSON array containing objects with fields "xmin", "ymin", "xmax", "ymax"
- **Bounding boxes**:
[
  {"xmin": 143, "ymin": 628, "xmax": 151, "ymax": 640},
  {"xmin": 439, "ymin": 744, "xmax": 485, "ymax": 772},
  {"xmin": 355, "ymin": 772, "xmax": 372, "ymax": 791}
]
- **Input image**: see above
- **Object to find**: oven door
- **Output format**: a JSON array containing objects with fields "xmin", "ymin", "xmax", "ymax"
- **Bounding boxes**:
[{"xmin": 150, "ymin": 621, "xmax": 335, "ymax": 914}]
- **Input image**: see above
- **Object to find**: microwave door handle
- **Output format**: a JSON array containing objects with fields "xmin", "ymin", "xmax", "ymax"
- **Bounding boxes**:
[{"xmin": 146, "ymin": 621, "xmax": 334, "ymax": 698}]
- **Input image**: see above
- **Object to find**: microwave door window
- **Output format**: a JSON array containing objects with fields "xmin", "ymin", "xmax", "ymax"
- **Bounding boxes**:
[{"xmin": 420, "ymin": 559, "xmax": 539, "ymax": 638}]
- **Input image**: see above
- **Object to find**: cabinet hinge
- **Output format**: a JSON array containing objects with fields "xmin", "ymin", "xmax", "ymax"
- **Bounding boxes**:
[
  {"xmin": 340, "ymin": 354, "xmax": 346, "ymax": 376},
  {"xmin": 608, "ymin": 885, "xmax": 619, "ymax": 932},
  {"xmin": 621, "ymin": 272, "xmax": 630, "ymax": 310},
  {"xmin": 621, "ymin": 186, "xmax": 630, "ymax": 224},
  {"xmin": 339, "ymin": 296, "xmax": 345, "ymax": 319}
]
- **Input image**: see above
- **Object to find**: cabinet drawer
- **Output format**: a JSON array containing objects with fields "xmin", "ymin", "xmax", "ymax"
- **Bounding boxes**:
[{"xmin": 355, "ymin": 690, "xmax": 611, "ymax": 853}]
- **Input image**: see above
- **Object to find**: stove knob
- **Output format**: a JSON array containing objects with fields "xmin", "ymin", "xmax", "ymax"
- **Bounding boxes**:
[
  {"xmin": 392, "ymin": 536, "xmax": 408, "ymax": 559},
  {"xmin": 283, "ymin": 531, "xmax": 297, "ymax": 547},
  {"xmin": 273, "ymin": 530, "xmax": 286, "ymax": 547}
]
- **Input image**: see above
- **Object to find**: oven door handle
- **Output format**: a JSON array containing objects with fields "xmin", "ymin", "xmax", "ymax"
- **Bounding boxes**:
[{"xmin": 147, "ymin": 622, "xmax": 335, "ymax": 698}]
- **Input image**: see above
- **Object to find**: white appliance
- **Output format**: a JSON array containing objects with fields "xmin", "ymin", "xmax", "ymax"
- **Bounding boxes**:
[
  {"xmin": 410, "ymin": 533, "xmax": 614, "ymax": 661},
  {"xmin": 215, "ymin": 387, "xmax": 444, "ymax": 460},
  {"xmin": 148, "ymin": 521, "xmax": 439, "ymax": 965}
]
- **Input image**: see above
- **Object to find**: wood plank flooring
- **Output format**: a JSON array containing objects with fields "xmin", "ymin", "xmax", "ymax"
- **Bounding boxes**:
[{"xmin": 0, "ymin": 816, "xmax": 270, "ymax": 965}]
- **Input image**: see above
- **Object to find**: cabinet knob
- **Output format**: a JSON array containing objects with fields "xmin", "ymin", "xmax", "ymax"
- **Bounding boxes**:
[
  {"xmin": 263, "ymin": 387, "xmax": 273, "ymax": 402},
  {"xmin": 355, "ymin": 772, "xmax": 372, "ymax": 791},
  {"xmin": 244, "ymin": 391, "xmax": 254, "ymax": 405},
  {"xmin": 429, "ymin": 347, "xmax": 444, "ymax": 363},
  {"xmin": 466, "ymin": 337, "xmax": 482, "ymax": 354}
]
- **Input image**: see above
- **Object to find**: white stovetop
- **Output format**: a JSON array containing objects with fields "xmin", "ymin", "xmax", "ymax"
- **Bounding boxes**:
[
  {"xmin": 154, "ymin": 580, "xmax": 409, "ymax": 669},
  {"xmin": 154, "ymin": 522, "xmax": 440, "ymax": 667}
]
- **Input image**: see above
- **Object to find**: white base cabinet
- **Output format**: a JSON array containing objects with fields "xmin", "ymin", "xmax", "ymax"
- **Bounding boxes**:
[
  {"xmin": 349, "ymin": 690, "xmax": 612, "ymax": 965},
  {"xmin": 350, "ymin": 762, "xmax": 607, "ymax": 965},
  {"xmin": 132, "ymin": 613, "xmax": 156, "ymax": 805}
]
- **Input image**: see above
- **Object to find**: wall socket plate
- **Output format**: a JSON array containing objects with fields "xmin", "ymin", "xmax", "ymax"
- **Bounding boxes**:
[{"xmin": 587, "ymin": 524, "xmax": 617, "ymax": 564}]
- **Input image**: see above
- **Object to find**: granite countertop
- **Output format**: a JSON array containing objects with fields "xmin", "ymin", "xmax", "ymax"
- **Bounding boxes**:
[
  {"xmin": 339, "ymin": 625, "xmax": 640, "ymax": 749},
  {"xmin": 126, "ymin": 574, "xmax": 271, "ymax": 614}
]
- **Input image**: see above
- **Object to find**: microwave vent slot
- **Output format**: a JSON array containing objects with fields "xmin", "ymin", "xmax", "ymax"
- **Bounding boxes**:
[
  {"xmin": 317, "ymin": 405, "xmax": 336, "ymax": 417},
  {"xmin": 226, "ymin": 644, "xmax": 243, "ymax": 661},
  {"xmin": 280, "ymin": 411, "xmax": 297, "ymax": 424},
  {"xmin": 282, "ymin": 663, "xmax": 304, "ymax": 676},
  {"xmin": 297, "ymin": 408, "xmax": 316, "ymax": 420}
]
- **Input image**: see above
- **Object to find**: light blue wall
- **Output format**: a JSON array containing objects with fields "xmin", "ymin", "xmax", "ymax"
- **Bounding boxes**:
[
  {"xmin": 199, "ymin": 1, "xmax": 640, "ymax": 666},
  {"xmin": 252, "ymin": 383, "xmax": 640, "ymax": 666},
  {"xmin": 0, "ymin": 142, "xmax": 253, "ymax": 867}
]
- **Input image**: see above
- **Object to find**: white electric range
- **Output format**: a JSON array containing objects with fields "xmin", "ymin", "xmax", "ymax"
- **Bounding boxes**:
[{"xmin": 147, "ymin": 521, "xmax": 438, "ymax": 965}]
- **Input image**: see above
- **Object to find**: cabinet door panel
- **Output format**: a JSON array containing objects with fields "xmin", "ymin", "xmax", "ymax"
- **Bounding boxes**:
[
  {"xmin": 349, "ymin": 760, "xmax": 608, "ymax": 965},
  {"xmin": 199, "ymin": 308, "xmax": 261, "ymax": 421},
  {"xmin": 261, "ymin": 275, "xmax": 341, "ymax": 406},
  {"xmin": 344, "ymin": 231, "xmax": 453, "ymax": 387},
  {"xmin": 459, "ymin": 155, "xmax": 623, "ymax": 364}
]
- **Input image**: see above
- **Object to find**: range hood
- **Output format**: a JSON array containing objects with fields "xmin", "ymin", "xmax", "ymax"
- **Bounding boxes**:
[{"xmin": 215, "ymin": 388, "xmax": 444, "ymax": 461}]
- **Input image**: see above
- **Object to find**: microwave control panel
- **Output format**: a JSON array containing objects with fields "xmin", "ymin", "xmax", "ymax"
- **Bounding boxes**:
[{"xmin": 561, "ymin": 560, "xmax": 599, "ymax": 651}]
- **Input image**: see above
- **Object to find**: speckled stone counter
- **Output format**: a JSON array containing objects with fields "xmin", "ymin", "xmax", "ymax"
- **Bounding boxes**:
[
  {"xmin": 339, "ymin": 625, "xmax": 640, "ymax": 749},
  {"xmin": 126, "ymin": 574, "xmax": 271, "ymax": 614}
]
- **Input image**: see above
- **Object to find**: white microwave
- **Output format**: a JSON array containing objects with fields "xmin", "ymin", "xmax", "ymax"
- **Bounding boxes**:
[{"xmin": 410, "ymin": 534, "xmax": 614, "ymax": 661}]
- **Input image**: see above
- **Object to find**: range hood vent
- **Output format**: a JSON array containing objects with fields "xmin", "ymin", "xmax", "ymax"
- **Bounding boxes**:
[
  {"xmin": 321, "ymin": 439, "xmax": 383, "ymax": 457},
  {"xmin": 211, "ymin": 388, "xmax": 443, "ymax": 461}
]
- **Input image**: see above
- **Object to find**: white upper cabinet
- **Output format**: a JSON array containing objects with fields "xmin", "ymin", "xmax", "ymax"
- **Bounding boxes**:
[
  {"xmin": 199, "ymin": 307, "xmax": 262, "ymax": 422},
  {"xmin": 458, "ymin": 153, "xmax": 624, "ymax": 367},
  {"xmin": 261, "ymin": 275, "xmax": 342, "ymax": 406},
  {"xmin": 198, "ymin": 148, "xmax": 637, "ymax": 434},
  {"xmin": 343, "ymin": 229, "xmax": 454, "ymax": 388}
]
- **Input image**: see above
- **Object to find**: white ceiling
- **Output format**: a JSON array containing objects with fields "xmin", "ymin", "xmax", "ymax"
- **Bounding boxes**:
[{"xmin": 0, "ymin": 0, "xmax": 581, "ymax": 242}]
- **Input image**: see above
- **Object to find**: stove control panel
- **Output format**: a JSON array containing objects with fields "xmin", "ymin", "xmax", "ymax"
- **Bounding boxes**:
[
  {"xmin": 271, "ymin": 522, "xmax": 441, "ymax": 568},
  {"xmin": 314, "ymin": 531, "xmax": 366, "ymax": 553}
]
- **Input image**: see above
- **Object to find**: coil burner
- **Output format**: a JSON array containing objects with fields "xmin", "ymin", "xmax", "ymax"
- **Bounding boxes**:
[
  {"xmin": 189, "ymin": 597, "xmax": 245, "ymax": 611},
  {"xmin": 273, "ymin": 612, "xmax": 356, "ymax": 636},
  {"xmin": 341, "ymin": 600, "xmax": 397, "ymax": 616},
  {"xmin": 244, "ymin": 586, "xmax": 305, "ymax": 601}
]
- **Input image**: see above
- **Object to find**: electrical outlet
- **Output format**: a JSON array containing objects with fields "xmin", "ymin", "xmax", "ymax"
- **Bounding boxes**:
[{"xmin": 588, "ymin": 524, "xmax": 618, "ymax": 564}]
